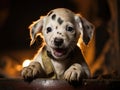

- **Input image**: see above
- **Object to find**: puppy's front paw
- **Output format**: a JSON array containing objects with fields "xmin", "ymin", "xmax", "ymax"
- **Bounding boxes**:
[
  {"xmin": 64, "ymin": 63, "xmax": 83, "ymax": 82},
  {"xmin": 21, "ymin": 62, "xmax": 44, "ymax": 81}
]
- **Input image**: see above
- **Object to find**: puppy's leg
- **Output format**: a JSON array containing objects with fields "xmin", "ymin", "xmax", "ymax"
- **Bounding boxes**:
[
  {"xmin": 21, "ymin": 62, "xmax": 45, "ymax": 81},
  {"xmin": 64, "ymin": 63, "xmax": 87, "ymax": 82}
]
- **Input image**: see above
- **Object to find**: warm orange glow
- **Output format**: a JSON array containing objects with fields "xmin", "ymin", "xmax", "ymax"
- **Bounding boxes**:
[
  {"xmin": 77, "ymin": 36, "xmax": 95, "ymax": 77},
  {"xmin": 22, "ymin": 59, "xmax": 31, "ymax": 67},
  {"xmin": 77, "ymin": 37, "xmax": 83, "ymax": 48},
  {"xmin": 16, "ymin": 65, "xmax": 22, "ymax": 71}
]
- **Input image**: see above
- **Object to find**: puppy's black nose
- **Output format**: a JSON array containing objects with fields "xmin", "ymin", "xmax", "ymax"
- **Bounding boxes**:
[{"xmin": 54, "ymin": 38, "xmax": 63, "ymax": 47}]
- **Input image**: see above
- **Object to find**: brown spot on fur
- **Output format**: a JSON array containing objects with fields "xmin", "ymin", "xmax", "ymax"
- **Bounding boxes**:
[
  {"xmin": 32, "ymin": 29, "xmax": 34, "ymax": 34},
  {"xmin": 73, "ymin": 68, "xmax": 77, "ymax": 70},
  {"xmin": 57, "ymin": 17, "xmax": 63, "ymax": 25},
  {"xmin": 86, "ymin": 25, "xmax": 90, "ymax": 29},
  {"xmin": 90, "ymin": 25, "xmax": 94, "ymax": 29},
  {"xmin": 56, "ymin": 26, "xmax": 58, "ymax": 29},
  {"xmin": 51, "ymin": 14, "xmax": 56, "ymax": 20}
]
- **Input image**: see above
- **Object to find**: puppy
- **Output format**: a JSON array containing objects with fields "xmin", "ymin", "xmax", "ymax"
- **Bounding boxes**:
[{"xmin": 21, "ymin": 8, "xmax": 94, "ymax": 82}]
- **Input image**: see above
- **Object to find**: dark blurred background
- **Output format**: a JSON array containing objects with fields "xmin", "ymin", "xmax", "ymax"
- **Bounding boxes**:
[
  {"xmin": 0, "ymin": 0, "xmax": 77, "ymax": 51},
  {"xmin": 0, "ymin": 0, "xmax": 119, "ymax": 79}
]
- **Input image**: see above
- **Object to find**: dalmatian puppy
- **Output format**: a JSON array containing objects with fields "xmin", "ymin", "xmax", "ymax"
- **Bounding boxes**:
[{"xmin": 21, "ymin": 8, "xmax": 94, "ymax": 82}]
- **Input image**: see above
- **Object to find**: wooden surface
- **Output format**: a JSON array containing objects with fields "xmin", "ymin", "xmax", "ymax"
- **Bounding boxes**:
[{"xmin": 0, "ymin": 79, "xmax": 120, "ymax": 90}]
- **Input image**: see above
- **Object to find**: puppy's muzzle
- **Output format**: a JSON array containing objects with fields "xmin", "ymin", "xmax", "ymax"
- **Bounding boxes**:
[{"xmin": 54, "ymin": 38, "xmax": 64, "ymax": 47}]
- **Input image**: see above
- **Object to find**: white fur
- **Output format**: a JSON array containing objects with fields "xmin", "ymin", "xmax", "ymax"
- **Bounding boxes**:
[{"xmin": 21, "ymin": 8, "xmax": 94, "ymax": 82}]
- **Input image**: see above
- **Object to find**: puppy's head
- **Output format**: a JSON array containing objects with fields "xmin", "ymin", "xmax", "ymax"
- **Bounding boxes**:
[{"xmin": 29, "ymin": 8, "xmax": 94, "ymax": 60}]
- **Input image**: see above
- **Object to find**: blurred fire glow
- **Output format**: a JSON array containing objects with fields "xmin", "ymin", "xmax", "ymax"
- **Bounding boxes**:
[
  {"xmin": 16, "ymin": 65, "xmax": 22, "ymax": 71},
  {"xmin": 77, "ymin": 37, "xmax": 82, "ymax": 47},
  {"xmin": 22, "ymin": 59, "xmax": 31, "ymax": 67}
]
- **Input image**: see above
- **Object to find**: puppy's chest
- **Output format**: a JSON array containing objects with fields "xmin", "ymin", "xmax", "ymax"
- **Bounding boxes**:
[{"xmin": 51, "ymin": 59, "xmax": 67, "ymax": 78}]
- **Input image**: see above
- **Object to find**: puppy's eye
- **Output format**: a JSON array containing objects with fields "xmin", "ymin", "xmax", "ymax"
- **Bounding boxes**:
[
  {"xmin": 46, "ymin": 27, "xmax": 52, "ymax": 33},
  {"xmin": 66, "ymin": 26, "xmax": 74, "ymax": 32}
]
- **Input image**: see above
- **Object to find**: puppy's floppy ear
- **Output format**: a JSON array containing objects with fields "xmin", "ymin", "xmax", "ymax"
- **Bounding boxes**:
[
  {"xmin": 29, "ymin": 16, "xmax": 45, "ymax": 45},
  {"xmin": 75, "ymin": 14, "xmax": 95, "ymax": 45}
]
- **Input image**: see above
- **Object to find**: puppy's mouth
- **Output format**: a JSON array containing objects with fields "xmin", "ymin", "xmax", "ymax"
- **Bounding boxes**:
[{"xmin": 53, "ymin": 48, "xmax": 67, "ymax": 57}]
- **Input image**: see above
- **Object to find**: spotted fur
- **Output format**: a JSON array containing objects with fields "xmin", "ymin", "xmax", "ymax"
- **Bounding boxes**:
[
  {"xmin": 57, "ymin": 17, "xmax": 63, "ymax": 25},
  {"xmin": 51, "ymin": 14, "xmax": 56, "ymax": 20},
  {"xmin": 21, "ymin": 8, "xmax": 95, "ymax": 83}
]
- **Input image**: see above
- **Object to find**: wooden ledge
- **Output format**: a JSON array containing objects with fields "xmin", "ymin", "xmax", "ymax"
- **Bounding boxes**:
[{"xmin": 0, "ymin": 79, "xmax": 120, "ymax": 90}]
